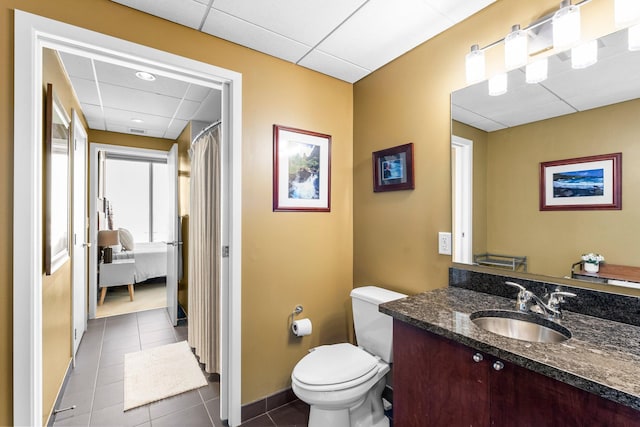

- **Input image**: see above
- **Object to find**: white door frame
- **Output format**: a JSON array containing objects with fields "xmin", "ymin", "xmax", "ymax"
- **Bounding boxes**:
[
  {"xmin": 452, "ymin": 135, "xmax": 473, "ymax": 264},
  {"xmin": 71, "ymin": 109, "xmax": 88, "ymax": 365},
  {"xmin": 88, "ymin": 144, "xmax": 170, "ymax": 320},
  {"xmin": 13, "ymin": 10, "xmax": 243, "ymax": 426}
]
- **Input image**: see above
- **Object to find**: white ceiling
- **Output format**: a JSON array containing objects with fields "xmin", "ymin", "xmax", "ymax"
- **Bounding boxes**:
[
  {"xmin": 110, "ymin": 0, "xmax": 496, "ymax": 83},
  {"xmin": 452, "ymin": 28, "xmax": 640, "ymax": 132},
  {"xmin": 58, "ymin": 51, "xmax": 221, "ymax": 140}
]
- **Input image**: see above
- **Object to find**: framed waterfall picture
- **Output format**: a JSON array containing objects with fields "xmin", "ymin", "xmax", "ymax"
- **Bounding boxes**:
[
  {"xmin": 273, "ymin": 124, "xmax": 331, "ymax": 212},
  {"xmin": 539, "ymin": 152, "xmax": 622, "ymax": 211}
]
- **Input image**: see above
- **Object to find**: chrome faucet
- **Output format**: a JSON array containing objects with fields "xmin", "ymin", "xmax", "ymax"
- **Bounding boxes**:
[{"xmin": 505, "ymin": 281, "xmax": 576, "ymax": 319}]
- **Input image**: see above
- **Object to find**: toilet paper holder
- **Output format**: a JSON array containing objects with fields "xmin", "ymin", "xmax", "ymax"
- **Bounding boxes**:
[{"xmin": 293, "ymin": 305, "xmax": 303, "ymax": 316}]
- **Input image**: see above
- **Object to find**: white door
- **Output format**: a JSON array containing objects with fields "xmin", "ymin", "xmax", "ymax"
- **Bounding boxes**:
[
  {"xmin": 166, "ymin": 144, "xmax": 179, "ymax": 325},
  {"xmin": 452, "ymin": 136, "xmax": 473, "ymax": 264},
  {"xmin": 71, "ymin": 110, "xmax": 88, "ymax": 362}
]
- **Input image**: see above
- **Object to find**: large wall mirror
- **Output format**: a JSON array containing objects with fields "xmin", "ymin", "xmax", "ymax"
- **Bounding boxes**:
[{"xmin": 450, "ymin": 26, "xmax": 640, "ymax": 289}]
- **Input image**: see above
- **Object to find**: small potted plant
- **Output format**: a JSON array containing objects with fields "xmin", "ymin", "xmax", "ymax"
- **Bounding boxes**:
[{"xmin": 582, "ymin": 252, "xmax": 605, "ymax": 273}]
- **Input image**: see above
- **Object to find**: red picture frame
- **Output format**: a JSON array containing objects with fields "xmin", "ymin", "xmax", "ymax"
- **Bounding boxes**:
[
  {"xmin": 273, "ymin": 124, "xmax": 331, "ymax": 212},
  {"xmin": 372, "ymin": 143, "xmax": 415, "ymax": 192},
  {"xmin": 539, "ymin": 153, "xmax": 622, "ymax": 211}
]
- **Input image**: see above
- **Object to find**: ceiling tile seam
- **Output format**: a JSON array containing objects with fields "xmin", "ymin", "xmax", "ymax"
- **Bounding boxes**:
[
  {"xmin": 163, "ymin": 84, "xmax": 193, "ymax": 138},
  {"xmin": 515, "ymin": 68, "xmax": 579, "ymax": 113},
  {"xmin": 198, "ymin": 0, "xmax": 216, "ymax": 31},
  {"xmin": 452, "ymin": 103, "xmax": 509, "ymax": 129},
  {"xmin": 294, "ymin": 0, "xmax": 373, "ymax": 66},
  {"xmin": 90, "ymin": 58, "xmax": 107, "ymax": 130},
  {"xmin": 205, "ymin": 7, "xmax": 314, "ymax": 60}
]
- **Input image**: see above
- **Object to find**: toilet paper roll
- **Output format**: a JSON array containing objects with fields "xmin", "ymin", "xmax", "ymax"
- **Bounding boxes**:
[{"xmin": 292, "ymin": 318, "xmax": 312, "ymax": 337}]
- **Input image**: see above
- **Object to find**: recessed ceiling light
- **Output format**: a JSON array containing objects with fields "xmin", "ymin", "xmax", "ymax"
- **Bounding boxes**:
[
  {"xmin": 135, "ymin": 71, "xmax": 156, "ymax": 81},
  {"xmin": 131, "ymin": 118, "xmax": 144, "ymax": 123}
]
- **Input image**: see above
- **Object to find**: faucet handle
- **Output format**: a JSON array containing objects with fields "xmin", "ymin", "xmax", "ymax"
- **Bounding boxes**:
[
  {"xmin": 550, "ymin": 291, "xmax": 577, "ymax": 299},
  {"xmin": 505, "ymin": 281, "xmax": 526, "ymax": 293}
]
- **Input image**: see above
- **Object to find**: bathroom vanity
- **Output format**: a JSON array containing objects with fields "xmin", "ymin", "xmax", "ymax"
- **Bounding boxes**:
[{"xmin": 380, "ymin": 270, "xmax": 640, "ymax": 426}]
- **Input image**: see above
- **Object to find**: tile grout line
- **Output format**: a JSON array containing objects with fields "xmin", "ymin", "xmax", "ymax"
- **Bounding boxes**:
[{"xmin": 87, "ymin": 319, "xmax": 107, "ymax": 426}]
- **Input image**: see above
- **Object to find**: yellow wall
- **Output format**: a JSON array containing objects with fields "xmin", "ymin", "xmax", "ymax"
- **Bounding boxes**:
[
  {"xmin": 353, "ymin": 0, "xmax": 618, "ymax": 296},
  {"xmin": 177, "ymin": 124, "xmax": 192, "ymax": 313},
  {"xmin": 2, "ymin": 0, "xmax": 353, "ymax": 423},
  {"xmin": 486, "ymin": 99, "xmax": 640, "ymax": 277}
]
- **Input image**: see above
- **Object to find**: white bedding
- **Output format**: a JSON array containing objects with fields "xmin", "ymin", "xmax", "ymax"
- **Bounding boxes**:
[{"xmin": 113, "ymin": 242, "xmax": 167, "ymax": 283}]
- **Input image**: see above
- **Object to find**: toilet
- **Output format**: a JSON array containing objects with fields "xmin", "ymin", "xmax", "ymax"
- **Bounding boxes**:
[{"xmin": 291, "ymin": 286, "xmax": 406, "ymax": 427}]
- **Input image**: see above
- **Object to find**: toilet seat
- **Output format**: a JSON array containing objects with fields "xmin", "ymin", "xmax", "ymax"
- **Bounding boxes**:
[{"xmin": 292, "ymin": 343, "xmax": 381, "ymax": 392}]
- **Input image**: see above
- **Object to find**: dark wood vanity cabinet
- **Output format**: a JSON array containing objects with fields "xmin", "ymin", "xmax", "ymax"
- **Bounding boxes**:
[{"xmin": 393, "ymin": 320, "xmax": 640, "ymax": 427}]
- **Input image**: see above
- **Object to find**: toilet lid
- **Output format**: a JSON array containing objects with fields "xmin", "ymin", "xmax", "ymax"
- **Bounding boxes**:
[{"xmin": 292, "ymin": 343, "xmax": 378, "ymax": 386}]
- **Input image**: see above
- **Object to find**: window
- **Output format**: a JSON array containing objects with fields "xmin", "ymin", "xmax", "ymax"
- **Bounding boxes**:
[{"xmin": 104, "ymin": 155, "xmax": 168, "ymax": 243}]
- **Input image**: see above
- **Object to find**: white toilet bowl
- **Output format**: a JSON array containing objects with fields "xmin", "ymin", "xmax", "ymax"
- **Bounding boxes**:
[{"xmin": 291, "ymin": 343, "xmax": 390, "ymax": 427}]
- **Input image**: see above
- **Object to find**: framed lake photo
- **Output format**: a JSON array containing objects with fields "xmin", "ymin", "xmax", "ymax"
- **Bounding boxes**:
[
  {"xmin": 273, "ymin": 125, "xmax": 331, "ymax": 212},
  {"xmin": 373, "ymin": 143, "xmax": 415, "ymax": 192},
  {"xmin": 540, "ymin": 153, "xmax": 622, "ymax": 211}
]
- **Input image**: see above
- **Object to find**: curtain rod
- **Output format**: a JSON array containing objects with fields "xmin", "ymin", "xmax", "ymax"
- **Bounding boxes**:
[{"xmin": 191, "ymin": 120, "xmax": 221, "ymax": 146}]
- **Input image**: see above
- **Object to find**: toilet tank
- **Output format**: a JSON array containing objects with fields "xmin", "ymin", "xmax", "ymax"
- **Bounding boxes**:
[{"xmin": 351, "ymin": 286, "xmax": 407, "ymax": 363}]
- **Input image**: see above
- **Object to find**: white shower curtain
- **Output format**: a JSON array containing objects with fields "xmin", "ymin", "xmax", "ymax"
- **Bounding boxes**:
[{"xmin": 188, "ymin": 124, "xmax": 220, "ymax": 374}]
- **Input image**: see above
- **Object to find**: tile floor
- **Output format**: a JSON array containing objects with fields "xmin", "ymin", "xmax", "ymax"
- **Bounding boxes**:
[{"xmin": 52, "ymin": 308, "xmax": 309, "ymax": 427}]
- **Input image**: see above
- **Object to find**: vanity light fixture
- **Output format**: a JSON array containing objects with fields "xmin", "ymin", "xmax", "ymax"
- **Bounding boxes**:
[
  {"xmin": 505, "ymin": 24, "xmax": 528, "ymax": 70},
  {"xmin": 525, "ymin": 58, "xmax": 548, "ymax": 84},
  {"xmin": 629, "ymin": 24, "xmax": 640, "ymax": 51},
  {"xmin": 553, "ymin": 0, "xmax": 581, "ymax": 50},
  {"xmin": 135, "ymin": 71, "xmax": 156, "ymax": 81},
  {"xmin": 488, "ymin": 73, "xmax": 507, "ymax": 96},
  {"xmin": 614, "ymin": 0, "xmax": 640, "ymax": 27},
  {"xmin": 465, "ymin": 44, "xmax": 485, "ymax": 84},
  {"xmin": 571, "ymin": 39, "xmax": 598, "ymax": 68}
]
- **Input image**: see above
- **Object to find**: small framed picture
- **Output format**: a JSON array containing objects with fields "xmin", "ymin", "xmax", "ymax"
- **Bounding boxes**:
[
  {"xmin": 372, "ymin": 143, "xmax": 415, "ymax": 192},
  {"xmin": 273, "ymin": 124, "xmax": 331, "ymax": 212},
  {"xmin": 540, "ymin": 152, "xmax": 622, "ymax": 211}
]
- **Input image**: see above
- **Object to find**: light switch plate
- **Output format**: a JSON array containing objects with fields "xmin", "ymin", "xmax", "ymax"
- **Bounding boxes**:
[{"xmin": 438, "ymin": 232, "xmax": 452, "ymax": 255}]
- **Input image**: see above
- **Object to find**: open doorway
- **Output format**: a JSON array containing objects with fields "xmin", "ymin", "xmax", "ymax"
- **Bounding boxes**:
[{"xmin": 14, "ymin": 10, "xmax": 242, "ymax": 426}]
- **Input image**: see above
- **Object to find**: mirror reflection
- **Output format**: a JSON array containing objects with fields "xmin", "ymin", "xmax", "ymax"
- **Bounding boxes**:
[{"xmin": 451, "ymin": 27, "xmax": 640, "ymax": 288}]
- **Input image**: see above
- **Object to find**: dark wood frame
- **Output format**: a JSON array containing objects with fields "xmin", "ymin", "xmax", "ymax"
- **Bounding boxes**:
[
  {"xmin": 273, "ymin": 124, "xmax": 331, "ymax": 212},
  {"xmin": 372, "ymin": 143, "xmax": 415, "ymax": 192},
  {"xmin": 45, "ymin": 83, "xmax": 71, "ymax": 275},
  {"xmin": 539, "ymin": 152, "xmax": 622, "ymax": 211}
]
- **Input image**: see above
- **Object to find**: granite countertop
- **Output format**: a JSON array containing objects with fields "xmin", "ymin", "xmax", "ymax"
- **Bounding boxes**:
[{"xmin": 380, "ymin": 287, "xmax": 640, "ymax": 411}]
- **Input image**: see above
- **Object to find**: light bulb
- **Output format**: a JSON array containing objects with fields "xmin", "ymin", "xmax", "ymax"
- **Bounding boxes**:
[
  {"xmin": 505, "ymin": 24, "xmax": 528, "ymax": 70},
  {"xmin": 571, "ymin": 39, "xmax": 598, "ymax": 69},
  {"xmin": 488, "ymin": 73, "xmax": 508, "ymax": 96},
  {"xmin": 615, "ymin": 0, "xmax": 640, "ymax": 27},
  {"xmin": 553, "ymin": 0, "xmax": 581, "ymax": 50},
  {"xmin": 526, "ymin": 58, "xmax": 548, "ymax": 83},
  {"xmin": 629, "ymin": 23, "xmax": 640, "ymax": 51},
  {"xmin": 465, "ymin": 44, "xmax": 485, "ymax": 84}
]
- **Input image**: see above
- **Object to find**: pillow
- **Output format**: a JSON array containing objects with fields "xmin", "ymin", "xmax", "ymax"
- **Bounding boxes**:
[{"xmin": 118, "ymin": 228, "xmax": 135, "ymax": 251}]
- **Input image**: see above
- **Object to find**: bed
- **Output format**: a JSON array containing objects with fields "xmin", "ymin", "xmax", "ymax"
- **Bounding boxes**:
[{"xmin": 113, "ymin": 241, "xmax": 167, "ymax": 283}]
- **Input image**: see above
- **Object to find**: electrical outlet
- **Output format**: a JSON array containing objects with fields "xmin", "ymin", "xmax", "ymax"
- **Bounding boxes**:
[{"xmin": 438, "ymin": 232, "xmax": 452, "ymax": 255}]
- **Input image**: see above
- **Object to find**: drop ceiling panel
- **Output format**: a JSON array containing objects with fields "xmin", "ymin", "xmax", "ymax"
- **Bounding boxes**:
[
  {"xmin": 67, "ymin": 77, "xmax": 101, "ymax": 105},
  {"xmin": 99, "ymin": 83, "xmax": 181, "ymax": 117},
  {"xmin": 58, "ymin": 52, "xmax": 95, "ymax": 80},
  {"xmin": 211, "ymin": 0, "xmax": 368, "ymax": 46},
  {"xmin": 111, "ymin": 0, "xmax": 207, "ymax": 28},
  {"xmin": 166, "ymin": 119, "xmax": 190, "ymax": 139},
  {"xmin": 173, "ymin": 99, "xmax": 204, "ymax": 120},
  {"xmin": 298, "ymin": 50, "xmax": 371, "ymax": 83},
  {"xmin": 426, "ymin": 0, "xmax": 497, "ymax": 23},
  {"xmin": 102, "ymin": 106, "xmax": 171, "ymax": 130},
  {"xmin": 316, "ymin": 0, "xmax": 454, "ymax": 71},
  {"xmin": 202, "ymin": 10, "xmax": 312, "ymax": 63},
  {"xmin": 81, "ymin": 103, "xmax": 106, "ymax": 130},
  {"xmin": 94, "ymin": 61, "xmax": 190, "ymax": 99}
]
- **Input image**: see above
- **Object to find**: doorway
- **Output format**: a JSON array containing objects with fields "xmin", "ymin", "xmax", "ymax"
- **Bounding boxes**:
[
  {"xmin": 90, "ymin": 144, "xmax": 173, "ymax": 320},
  {"xmin": 13, "ymin": 10, "xmax": 243, "ymax": 426}
]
